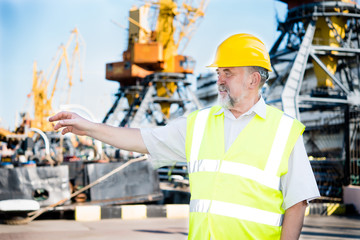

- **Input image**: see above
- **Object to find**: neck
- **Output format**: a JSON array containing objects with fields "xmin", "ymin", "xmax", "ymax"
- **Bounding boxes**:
[{"xmin": 229, "ymin": 94, "xmax": 260, "ymax": 118}]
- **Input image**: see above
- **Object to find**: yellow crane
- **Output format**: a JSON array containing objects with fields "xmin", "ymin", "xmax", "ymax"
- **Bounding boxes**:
[
  {"xmin": 30, "ymin": 28, "xmax": 84, "ymax": 131},
  {"xmin": 106, "ymin": 0, "xmax": 209, "ymax": 118},
  {"xmin": 154, "ymin": 0, "xmax": 208, "ymax": 116}
]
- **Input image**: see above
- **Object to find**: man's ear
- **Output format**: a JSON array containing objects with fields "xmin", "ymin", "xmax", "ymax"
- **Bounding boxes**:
[{"xmin": 249, "ymin": 72, "xmax": 261, "ymax": 89}]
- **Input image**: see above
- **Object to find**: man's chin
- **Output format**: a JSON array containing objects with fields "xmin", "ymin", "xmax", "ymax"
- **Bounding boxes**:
[{"xmin": 218, "ymin": 97, "xmax": 231, "ymax": 109}]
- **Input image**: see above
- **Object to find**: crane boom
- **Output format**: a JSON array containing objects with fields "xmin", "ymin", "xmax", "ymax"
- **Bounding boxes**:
[
  {"xmin": 105, "ymin": 0, "xmax": 209, "ymax": 119},
  {"xmin": 29, "ymin": 28, "xmax": 84, "ymax": 131}
]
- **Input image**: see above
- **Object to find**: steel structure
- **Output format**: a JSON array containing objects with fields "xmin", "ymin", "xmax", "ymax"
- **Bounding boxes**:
[
  {"xmin": 103, "ymin": 1, "xmax": 207, "ymax": 127},
  {"xmin": 264, "ymin": 1, "xmax": 360, "ymax": 199},
  {"xmin": 103, "ymin": 72, "xmax": 202, "ymax": 128}
]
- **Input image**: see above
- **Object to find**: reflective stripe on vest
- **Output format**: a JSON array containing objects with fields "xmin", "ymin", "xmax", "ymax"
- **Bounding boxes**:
[
  {"xmin": 264, "ymin": 113, "xmax": 294, "ymax": 174},
  {"xmin": 190, "ymin": 199, "xmax": 283, "ymax": 227},
  {"xmin": 189, "ymin": 108, "xmax": 211, "ymax": 163},
  {"xmin": 189, "ymin": 109, "xmax": 295, "ymax": 190},
  {"xmin": 188, "ymin": 159, "xmax": 281, "ymax": 190}
]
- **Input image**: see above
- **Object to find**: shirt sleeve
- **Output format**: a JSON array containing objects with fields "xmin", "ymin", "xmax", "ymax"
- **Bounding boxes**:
[
  {"xmin": 140, "ymin": 117, "xmax": 187, "ymax": 169},
  {"xmin": 281, "ymin": 135, "xmax": 321, "ymax": 210}
]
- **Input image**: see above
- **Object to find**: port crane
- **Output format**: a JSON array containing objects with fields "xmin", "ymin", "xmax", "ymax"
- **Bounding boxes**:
[
  {"xmin": 103, "ymin": 0, "xmax": 208, "ymax": 128},
  {"xmin": 29, "ymin": 28, "xmax": 84, "ymax": 132},
  {"xmin": 0, "ymin": 28, "xmax": 85, "ymax": 165}
]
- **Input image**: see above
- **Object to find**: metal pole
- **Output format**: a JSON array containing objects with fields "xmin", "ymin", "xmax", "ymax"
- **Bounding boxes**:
[{"xmin": 344, "ymin": 105, "xmax": 351, "ymax": 186}]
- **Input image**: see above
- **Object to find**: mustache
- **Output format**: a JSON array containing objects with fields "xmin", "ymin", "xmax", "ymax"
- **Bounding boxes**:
[{"xmin": 218, "ymin": 84, "xmax": 229, "ymax": 92}]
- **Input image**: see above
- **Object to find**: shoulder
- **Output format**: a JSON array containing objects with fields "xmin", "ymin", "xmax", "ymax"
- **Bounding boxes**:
[
  {"xmin": 266, "ymin": 104, "xmax": 284, "ymax": 116},
  {"xmin": 188, "ymin": 106, "xmax": 220, "ymax": 119},
  {"xmin": 265, "ymin": 105, "xmax": 305, "ymax": 132},
  {"xmin": 266, "ymin": 105, "xmax": 304, "ymax": 123}
]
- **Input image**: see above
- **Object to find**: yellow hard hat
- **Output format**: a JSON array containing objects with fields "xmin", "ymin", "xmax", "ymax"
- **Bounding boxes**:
[{"xmin": 207, "ymin": 33, "xmax": 272, "ymax": 71}]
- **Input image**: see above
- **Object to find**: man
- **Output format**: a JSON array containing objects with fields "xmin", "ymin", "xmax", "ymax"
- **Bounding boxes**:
[{"xmin": 50, "ymin": 33, "xmax": 320, "ymax": 239}]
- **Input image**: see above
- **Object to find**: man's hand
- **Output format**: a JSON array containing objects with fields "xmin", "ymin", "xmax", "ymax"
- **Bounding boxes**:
[
  {"xmin": 49, "ymin": 111, "xmax": 149, "ymax": 154},
  {"xmin": 49, "ymin": 111, "xmax": 94, "ymax": 136}
]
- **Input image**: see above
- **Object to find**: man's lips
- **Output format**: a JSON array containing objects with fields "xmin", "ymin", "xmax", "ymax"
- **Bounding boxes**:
[{"xmin": 218, "ymin": 85, "xmax": 228, "ymax": 94}]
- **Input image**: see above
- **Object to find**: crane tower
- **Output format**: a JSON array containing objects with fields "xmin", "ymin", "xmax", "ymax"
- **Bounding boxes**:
[
  {"xmin": 264, "ymin": 0, "xmax": 360, "ymax": 199},
  {"xmin": 103, "ymin": 0, "xmax": 208, "ymax": 128}
]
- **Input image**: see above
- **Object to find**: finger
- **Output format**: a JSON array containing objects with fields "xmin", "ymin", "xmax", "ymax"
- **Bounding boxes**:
[
  {"xmin": 49, "ymin": 111, "xmax": 73, "ymax": 122},
  {"xmin": 48, "ymin": 112, "xmax": 64, "ymax": 122},
  {"xmin": 53, "ymin": 119, "xmax": 77, "ymax": 130},
  {"xmin": 53, "ymin": 122, "xmax": 62, "ymax": 131},
  {"xmin": 61, "ymin": 127, "xmax": 71, "ymax": 135}
]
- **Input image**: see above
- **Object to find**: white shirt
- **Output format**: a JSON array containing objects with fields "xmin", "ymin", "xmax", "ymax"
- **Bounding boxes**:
[{"xmin": 141, "ymin": 97, "xmax": 320, "ymax": 209}]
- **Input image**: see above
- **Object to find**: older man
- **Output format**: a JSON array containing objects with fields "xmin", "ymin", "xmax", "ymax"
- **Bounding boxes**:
[{"xmin": 50, "ymin": 33, "xmax": 319, "ymax": 240}]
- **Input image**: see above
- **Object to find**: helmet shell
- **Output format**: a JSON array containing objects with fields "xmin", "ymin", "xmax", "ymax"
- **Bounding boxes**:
[{"xmin": 207, "ymin": 33, "xmax": 272, "ymax": 71}]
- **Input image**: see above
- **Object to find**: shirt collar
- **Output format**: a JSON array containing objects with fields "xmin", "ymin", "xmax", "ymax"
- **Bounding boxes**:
[{"xmin": 214, "ymin": 96, "xmax": 267, "ymax": 119}]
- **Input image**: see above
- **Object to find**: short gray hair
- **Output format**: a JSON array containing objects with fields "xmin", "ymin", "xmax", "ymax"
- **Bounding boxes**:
[{"xmin": 247, "ymin": 66, "xmax": 269, "ymax": 87}]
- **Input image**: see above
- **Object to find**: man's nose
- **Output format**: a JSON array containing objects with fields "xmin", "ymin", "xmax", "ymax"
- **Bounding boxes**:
[{"xmin": 217, "ymin": 74, "xmax": 225, "ymax": 85}]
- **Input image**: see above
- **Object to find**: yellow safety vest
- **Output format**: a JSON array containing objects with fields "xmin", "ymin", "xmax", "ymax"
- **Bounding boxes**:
[{"xmin": 185, "ymin": 105, "xmax": 305, "ymax": 240}]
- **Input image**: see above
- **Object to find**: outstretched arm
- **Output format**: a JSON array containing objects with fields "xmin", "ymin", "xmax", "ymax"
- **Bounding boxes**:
[
  {"xmin": 281, "ymin": 200, "xmax": 307, "ymax": 240},
  {"xmin": 49, "ymin": 111, "xmax": 149, "ymax": 154}
]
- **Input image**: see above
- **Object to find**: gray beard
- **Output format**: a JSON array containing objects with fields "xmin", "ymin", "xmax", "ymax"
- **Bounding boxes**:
[
  {"xmin": 217, "ymin": 84, "xmax": 236, "ymax": 109},
  {"xmin": 218, "ymin": 92, "xmax": 236, "ymax": 109}
]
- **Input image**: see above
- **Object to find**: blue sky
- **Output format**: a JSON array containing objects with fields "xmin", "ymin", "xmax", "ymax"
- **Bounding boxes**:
[{"xmin": 0, "ymin": 0, "xmax": 289, "ymax": 129}]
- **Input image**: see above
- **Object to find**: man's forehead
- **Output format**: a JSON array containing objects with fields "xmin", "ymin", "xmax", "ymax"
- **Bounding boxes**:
[{"xmin": 216, "ymin": 67, "xmax": 245, "ymax": 72}]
